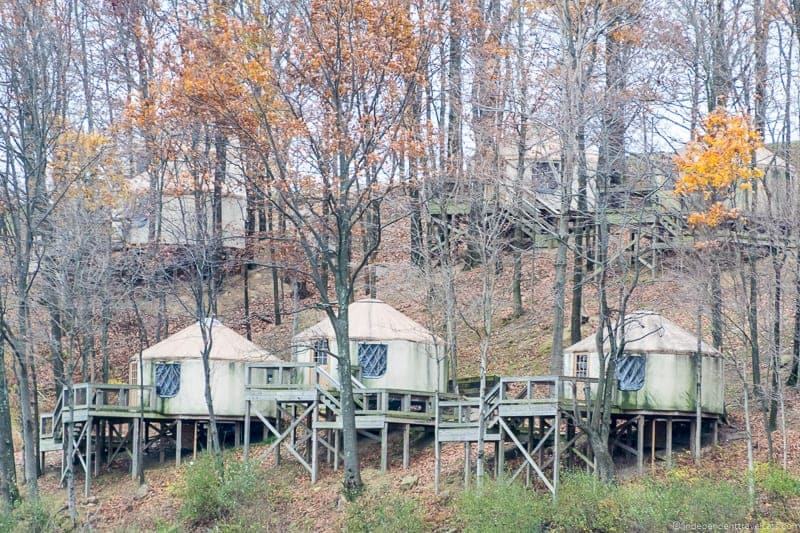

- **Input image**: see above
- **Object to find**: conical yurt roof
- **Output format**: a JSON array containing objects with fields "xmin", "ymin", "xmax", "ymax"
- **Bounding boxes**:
[
  {"xmin": 564, "ymin": 311, "xmax": 720, "ymax": 357},
  {"xmin": 136, "ymin": 319, "xmax": 277, "ymax": 361},
  {"xmin": 293, "ymin": 299, "xmax": 442, "ymax": 344}
]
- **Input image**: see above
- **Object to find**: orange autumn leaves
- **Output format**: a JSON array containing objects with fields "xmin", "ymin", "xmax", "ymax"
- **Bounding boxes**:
[{"xmin": 674, "ymin": 108, "xmax": 764, "ymax": 228}]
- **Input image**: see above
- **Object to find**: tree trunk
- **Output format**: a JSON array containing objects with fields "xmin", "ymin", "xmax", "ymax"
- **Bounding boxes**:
[
  {"xmin": 331, "ymin": 311, "xmax": 363, "ymax": 497},
  {"xmin": 0, "ymin": 340, "xmax": 18, "ymax": 510}
]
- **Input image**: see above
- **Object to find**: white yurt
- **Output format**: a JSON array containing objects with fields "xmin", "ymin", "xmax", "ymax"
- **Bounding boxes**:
[
  {"xmin": 293, "ymin": 299, "xmax": 447, "ymax": 393},
  {"xmin": 563, "ymin": 311, "xmax": 724, "ymax": 415},
  {"xmin": 129, "ymin": 319, "xmax": 279, "ymax": 417}
]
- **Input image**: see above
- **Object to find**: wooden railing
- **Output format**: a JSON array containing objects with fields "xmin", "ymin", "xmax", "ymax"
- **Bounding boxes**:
[
  {"xmin": 244, "ymin": 361, "xmax": 439, "ymax": 420},
  {"xmin": 62, "ymin": 383, "xmax": 157, "ymax": 413},
  {"xmin": 437, "ymin": 376, "xmax": 603, "ymax": 430}
]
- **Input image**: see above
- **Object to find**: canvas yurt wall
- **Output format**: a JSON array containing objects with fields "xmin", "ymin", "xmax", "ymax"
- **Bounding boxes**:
[
  {"xmin": 563, "ymin": 311, "xmax": 724, "ymax": 415},
  {"xmin": 129, "ymin": 319, "xmax": 278, "ymax": 417},
  {"xmin": 293, "ymin": 299, "xmax": 447, "ymax": 393}
]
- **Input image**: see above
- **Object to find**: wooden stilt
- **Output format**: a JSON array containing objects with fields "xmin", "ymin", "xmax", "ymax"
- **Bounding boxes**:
[
  {"xmin": 176, "ymin": 419, "xmax": 182, "ymax": 466},
  {"xmin": 333, "ymin": 430, "xmax": 339, "ymax": 472},
  {"xmin": 464, "ymin": 443, "xmax": 471, "ymax": 488},
  {"xmin": 713, "ymin": 419, "xmax": 718, "ymax": 446},
  {"xmin": 131, "ymin": 419, "xmax": 140, "ymax": 481},
  {"xmin": 311, "ymin": 403, "xmax": 319, "ymax": 483},
  {"xmin": 159, "ymin": 422, "xmax": 166, "ymax": 464},
  {"xmin": 244, "ymin": 401, "xmax": 251, "ymax": 461},
  {"xmin": 402, "ymin": 424, "xmax": 410, "ymax": 470},
  {"xmin": 553, "ymin": 411, "xmax": 560, "ymax": 499},
  {"xmin": 637, "ymin": 415, "xmax": 644, "ymax": 474},
  {"xmin": 85, "ymin": 417, "xmax": 93, "ymax": 497},
  {"xmin": 497, "ymin": 422, "xmax": 505, "ymax": 478},
  {"xmin": 651, "ymin": 418, "xmax": 656, "ymax": 470},
  {"xmin": 380, "ymin": 423, "xmax": 389, "ymax": 472},
  {"xmin": 234, "ymin": 422, "xmax": 241, "ymax": 448},
  {"xmin": 666, "ymin": 417, "xmax": 673, "ymax": 469},
  {"xmin": 206, "ymin": 423, "xmax": 211, "ymax": 451},
  {"xmin": 526, "ymin": 416, "xmax": 533, "ymax": 487},
  {"xmin": 106, "ymin": 422, "xmax": 113, "ymax": 466},
  {"xmin": 94, "ymin": 419, "xmax": 101, "ymax": 477},
  {"xmin": 326, "ymin": 429, "xmax": 332, "ymax": 464},
  {"xmin": 275, "ymin": 411, "xmax": 281, "ymax": 465},
  {"xmin": 193, "ymin": 421, "xmax": 198, "ymax": 461}
]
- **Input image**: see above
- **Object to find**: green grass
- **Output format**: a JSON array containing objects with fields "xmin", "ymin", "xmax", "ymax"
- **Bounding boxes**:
[
  {"xmin": 0, "ymin": 497, "xmax": 58, "ymax": 533},
  {"xmin": 455, "ymin": 471, "xmax": 752, "ymax": 533},
  {"xmin": 457, "ymin": 477, "xmax": 546, "ymax": 532}
]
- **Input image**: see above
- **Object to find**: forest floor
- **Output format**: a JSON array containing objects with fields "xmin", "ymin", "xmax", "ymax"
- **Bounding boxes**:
[{"xmin": 17, "ymin": 245, "xmax": 800, "ymax": 530}]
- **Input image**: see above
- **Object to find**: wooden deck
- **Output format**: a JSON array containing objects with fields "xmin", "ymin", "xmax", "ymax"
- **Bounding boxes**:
[{"xmin": 243, "ymin": 362, "xmax": 447, "ymax": 480}]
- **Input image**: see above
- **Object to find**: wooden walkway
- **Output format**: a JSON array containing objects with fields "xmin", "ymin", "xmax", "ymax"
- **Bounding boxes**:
[
  {"xmin": 243, "ymin": 362, "xmax": 445, "ymax": 481},
  {"xmin": 40, "ymin": 383, "xmax": 247, "ymax": 497}
]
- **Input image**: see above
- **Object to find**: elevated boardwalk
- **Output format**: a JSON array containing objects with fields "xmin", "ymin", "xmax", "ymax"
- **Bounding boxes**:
[
  {"xmin": 40, "ymin": 383, "xmax": 249, "ymax": 497},
  {"xmin": 243, "ymin": 362, "xmax": 447, "ymax": 481}
]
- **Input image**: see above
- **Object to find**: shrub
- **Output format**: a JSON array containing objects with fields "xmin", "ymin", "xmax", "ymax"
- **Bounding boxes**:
[
  {"xmin": 0, "ymin": 499, "xmax": 56, "ymax": 533},
  {"xmin": 755, "ymin": 463, "xmax": 800, "ymax": 501},
  {"xmin": 457, "ymin": 478, "xmax": 545, "ymax": 533},
  {"xmin": 177, "ymin": 455, "xmax": 265, "ymax": 526},
  {"xmin": 345, "ymin": 486, "xmax": 425, "ymax": 533}
]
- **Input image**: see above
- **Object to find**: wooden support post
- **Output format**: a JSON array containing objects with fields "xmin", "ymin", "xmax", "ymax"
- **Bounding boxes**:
[
  {"xmin": 244, "ymin": 401, "xmax": 251, "ymax": 461},
  {"xmin": 402, "ymin": 395, "xmax": 411, "ymax": 470},
  {"xmin": 131, "ymin": 419, "xmax": 140, "ymax": 481},
  {"xmin": 380, "ymin": 423, "xmax": 389, "ymax": 473},
  {"xmin": 526, "ymin": 417, "xmax": 533, "ymax": 487},
  {"xmin": 94, "ymin": 419, "xmax": 101, "ymax": 477},
  {"xmin": 234, "ymin": 422, "xmax": 241, "ymax": 448},
  {"xmin": 176, "ymin": 419, "xmax": 182, "ymax": 467},
  {"xmin": 666, "ymin": 417, "xmax": 673, "ymax": 469},
  {"xmin": 537, "ymin": 417, "xmax": 544, "ymax": 466},
  {"xmin": 290, "ymin": 404, "xmax": 296, "ymax": 448},
  {"xmin": 326, "ymin": 429, "xmax": 332, "ymax": 464},
  {"xmin": 159, "ymin": 422, "xmax": 166, "ymax": 464},
  {"xmin": 464, "ymin": 443, "xmax": 471, "ymax": 488},
  {"xmin": 85, "ymin": 417, "xmax": 93, "ymax": 497},
  {"xmin": 193, "ymin": 421, "xmax": 198, "ymax": 461},
  {"xmin": 333, "ymin": 430, "xmax": 339, "ymax": 472},
  {"xmin": 713, "ymin": 419, "xmax": 718, "ymax": 446},
  {"xmin": 206, "ymin": 423, "xmax": 211, "ymax": 451},
  {"xmin": 497, "ymin": 422, "xmax": 505, "ymax": 478},
  {"xmin": 651, "ymin": 418, "xmax": 656, "ymax": 470},
  {"xmin": 402, "ymin": 424, "xmax": 410, "ymax": 470},
  {"xmin": 553, "ymin": 411, "xmax": 560, "ymax": 499},
  {"xmin": 106, "ymin": 422, "xmax": 113, "ymax": 466},
  {"xmin": 637, "ymin": 415, "xmax": 644, "ymax": 475},
  {"xmin": 305, "ymin": 406, "xmax": 313, "ymax": 463},
  {"xmin": 311, "ymin": 403, "xmax": 319, "ymax": 483},
  {"xmin": 275, "ymin": 410, "xmax": 281, "ymax": 465}
]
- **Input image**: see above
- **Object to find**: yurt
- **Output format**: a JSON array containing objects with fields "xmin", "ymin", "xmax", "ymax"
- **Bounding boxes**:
[
  {"xmin": 563, "ymin": 311, "xmax": 724, "ymax": 415},
  {"xmin": 293, "ymin": 299, "xmax": 447, "ymax": 393},
  {"xmin": 129, "ymin": 319, "xmax": 279, "ymax": 417}
]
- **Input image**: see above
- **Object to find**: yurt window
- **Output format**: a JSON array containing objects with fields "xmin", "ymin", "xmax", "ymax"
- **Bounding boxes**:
[
  {"xmin": 358, "ymin": 343, "xmax": 387, "ymax": 378},
  {"xmin": 314, "ymin": 339, "xmax": 329, "ymax": 365},
  {"xmin": 574, "ymin": 354, "xmax": 588, "ymax": 378},
  {"xmin": 155, "ymin": 362, "xmax": 181, "ymax": 398},
  {"xmin": 615, "ymin": 354, "xmax": 645, "ymax": 391},
  {"xmin": 129, "ymin": 361, "xmax": 138, "ymax": 384}
]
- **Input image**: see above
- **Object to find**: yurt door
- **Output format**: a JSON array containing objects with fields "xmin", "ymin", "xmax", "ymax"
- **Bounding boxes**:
[{"xmin": 313, "ymin": 339, "xmax": 335, "ymax": 388}]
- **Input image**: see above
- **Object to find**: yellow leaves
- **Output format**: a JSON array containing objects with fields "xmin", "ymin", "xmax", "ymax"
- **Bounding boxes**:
[
  {"xmin": 51, "ymin": 129, "xmax": 127, "ymax": 211},
  {"xmin": 674, "ymin": 108, "xmax": 763, "ymax": 228}
]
